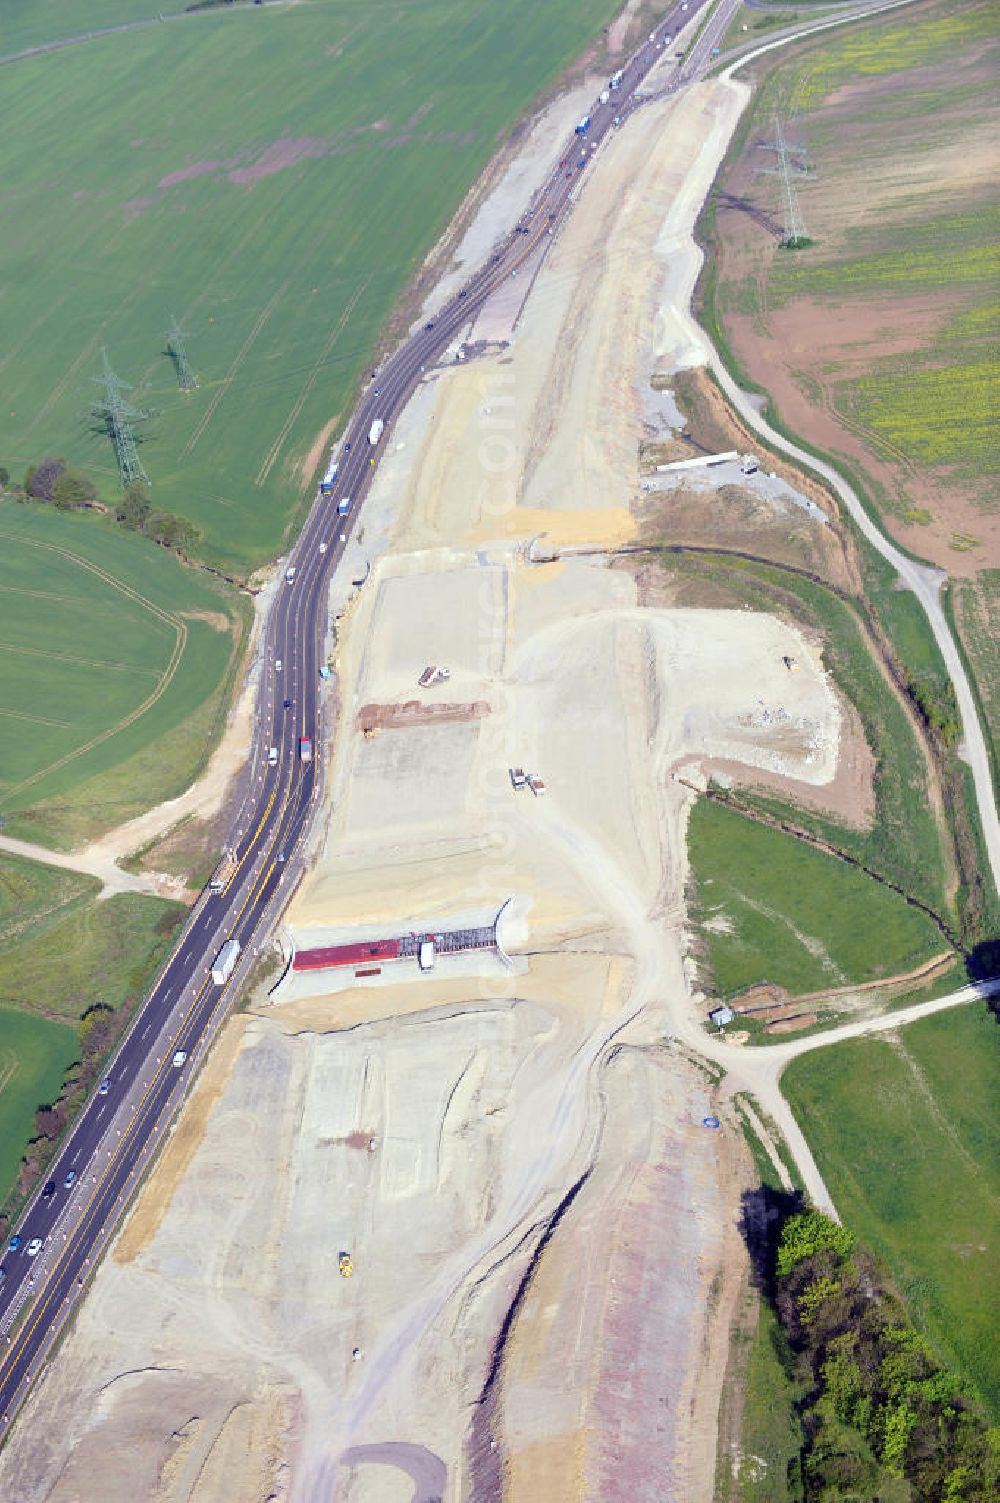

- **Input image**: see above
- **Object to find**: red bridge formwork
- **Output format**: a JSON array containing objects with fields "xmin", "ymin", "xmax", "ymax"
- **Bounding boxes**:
[
  {"xmin": 292, "ymin": 924, "xmax": 497, "ymax": 974},
  {"xmin": 293, "ymin": 938, "xmax": 401, "ymax": 972}
]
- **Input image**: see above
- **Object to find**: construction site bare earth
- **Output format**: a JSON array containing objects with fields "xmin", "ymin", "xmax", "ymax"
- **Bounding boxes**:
[{"xmin": 0, "ymin": 77, "xmax": 852, "ymax": 1503}]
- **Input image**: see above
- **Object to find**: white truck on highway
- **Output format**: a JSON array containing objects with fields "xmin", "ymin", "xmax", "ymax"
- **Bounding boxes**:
[
  {"xmin": 368, "ymin": 418, "xmax": 384, "ymax": 445},
  {"xmin": 319, "ymin": 458, "xmax": 339, "ymax": 494},
  {"xmin": 211, "ymin": 938, "xmax": 240, "ymax": 985}
]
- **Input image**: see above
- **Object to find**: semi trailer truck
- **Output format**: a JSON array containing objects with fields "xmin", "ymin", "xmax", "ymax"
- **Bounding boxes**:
[{"xmin": 211, "ymin": 939, "xmax": 240, "ymax": 985}]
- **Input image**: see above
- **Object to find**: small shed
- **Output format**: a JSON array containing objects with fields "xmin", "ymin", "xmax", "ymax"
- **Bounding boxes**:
[{"xmin": 709, "ymin": 1005, "xmax": 735, "ymax": 1028}]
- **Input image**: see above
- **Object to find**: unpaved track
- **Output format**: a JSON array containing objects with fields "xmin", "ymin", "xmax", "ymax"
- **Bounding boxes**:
[
  {"xmin": 705, "ymin": 344, "xmax": 1000, "ymax": 893},
  {"xmin": 0, "ymin": 1, "xmax": 294, "ymax": 70},
  {"xmin": 0, "ymin": 833, "xmax": 184, "ymax": 900},
  {"xmin": 697, "ymin": 977, "xmax": 1000, "ymax": 1217},
  {"xmin": 703, "ymin": 6, "xmax": 1000, "ymax": 895}
]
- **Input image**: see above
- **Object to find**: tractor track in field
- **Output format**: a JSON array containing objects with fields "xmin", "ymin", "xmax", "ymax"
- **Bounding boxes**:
[{"xmin": 0, "ymin": 1, "xmax": 296, "ymax": 71}]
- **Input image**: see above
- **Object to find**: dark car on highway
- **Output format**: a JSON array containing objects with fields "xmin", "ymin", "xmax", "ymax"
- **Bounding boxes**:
[{"xmin": 42, "ymin": 1181, "xmax": 55, "ymax": 1199}]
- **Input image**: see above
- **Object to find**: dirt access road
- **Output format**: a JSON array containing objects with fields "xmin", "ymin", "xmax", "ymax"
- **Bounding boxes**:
[
  {"xmin": 699, "ymin": 977, "xmax": 1000, "ymax": 1215},
  {"xmin": 707, "ymin": 8, "xmax": 1000, "ymax": 896}
]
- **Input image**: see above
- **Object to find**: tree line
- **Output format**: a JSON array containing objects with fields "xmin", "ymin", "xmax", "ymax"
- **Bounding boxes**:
[{"xmin": 0, "ymin": 458, "xmax": 199, "ymax": 555}]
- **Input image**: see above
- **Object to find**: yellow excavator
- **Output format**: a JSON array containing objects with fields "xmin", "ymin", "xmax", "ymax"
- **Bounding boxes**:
[{"xmin": 339, "ymin": 1250, "xmax": 354, "ymax": 1278}]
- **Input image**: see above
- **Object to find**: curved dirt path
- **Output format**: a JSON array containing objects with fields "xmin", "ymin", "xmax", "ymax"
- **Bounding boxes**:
[
  {"xmin": 702, "ymin": 977, "xmax": 1000, "ymax": 1217},
  {"xmin": 703, "ymin": 355, "xmax": 1000, "ymax": 894},
  {"xmin": 698, "ymin": 13, "xmax": 1000, "ymax": 895},
  {"xmin": 0, "ymin": 833, "xmax": 188, "ymax": 900}
]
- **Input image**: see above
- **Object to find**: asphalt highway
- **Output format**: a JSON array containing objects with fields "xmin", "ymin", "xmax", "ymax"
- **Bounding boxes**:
[{"xmin": 0, "ymin": 0, "xmax": 728, "ymax": 1438}]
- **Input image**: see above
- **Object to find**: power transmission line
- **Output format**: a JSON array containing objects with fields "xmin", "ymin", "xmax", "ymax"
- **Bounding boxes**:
[
  {"xmin": 90, "ymin": 349, "xmax": 152, "ymax": 488},
  {"xmin": 756, "ymin": 114, "xmax": 814, "ymax": 248}
]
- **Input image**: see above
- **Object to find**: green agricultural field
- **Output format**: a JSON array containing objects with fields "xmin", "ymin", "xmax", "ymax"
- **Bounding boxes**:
[
  {"xmin": 0, "ymin": 850, "xmax": 97, "ymax": 950},
  {"xmin": 0, "ymin": 1007, "xmax": 79, "ymax": 1204},
  {"xmin": 0, "ymin": 886, "xmax": 184, "ymax": 1023},
  {"xmin": 1, "ymin": 0, "xmax": 162, "ymax": 56},
  {"xmin": 0, "ymin": 499, "xmax": 247, "ymax": 845},
  {"xmin": 1, "ymin": 0, "xmax": 622, "ymax": 574},
  {"xmin": 730, "ymin": 0, "xmax": 1000, "ymax": 525},
  {"xmin": 0, "ymin": 850, "xmax": 184, "ymax": 1024},
  {"xmin": 783, "ymin": 1002, "xmax": 1000, "ymax": 1417},
  {"xmin": 688, "ymin": 798, "xmax": 947, "ymax": 998},
  {"xmin": 779, "ymin": 2, "xmax": 998, "ymax": 113},
  {"xmin": 0, "ymin": 848, "xmax": 185, "ymax": 1203}
]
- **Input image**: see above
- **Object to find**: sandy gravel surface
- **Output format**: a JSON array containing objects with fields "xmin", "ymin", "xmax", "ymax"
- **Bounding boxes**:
[{"xmin": 0, "ymin": 63, "xmax": 859, "ymax": 1503}]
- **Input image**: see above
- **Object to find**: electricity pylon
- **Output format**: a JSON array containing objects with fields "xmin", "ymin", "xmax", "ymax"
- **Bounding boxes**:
[
  {"xmin": 91, "ymin": 349, "xmax": 152, "ymax": 488},
  {"xmin": 166, "ymin": 315, "xmax": 197, "ymax": 390},
  {"xmin": 756, "ymin": 115, "xmax": 814, "ymax": 248}
]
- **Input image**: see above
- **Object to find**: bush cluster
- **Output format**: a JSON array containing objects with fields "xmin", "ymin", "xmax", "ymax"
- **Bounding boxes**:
[
  {"xmin": 772, "ymin": 1210, "xmax": 1000, "ymax": 1500},
  {"xmin": 25, "ymin": 456, "xmax": 96, "ymax": 511},
  {"xmin": 114, "ymin": 479, "xmax": 199, "ymax": 552},
  {"xmin": 906, "ymin": 672, "xmax": 962, "ymax": 748}
]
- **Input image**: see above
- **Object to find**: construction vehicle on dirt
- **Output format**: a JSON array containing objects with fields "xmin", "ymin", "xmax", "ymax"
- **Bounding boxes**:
[{"xmin": 339, "ymin": 1251, "xmax": 354, "ymax": 1278}]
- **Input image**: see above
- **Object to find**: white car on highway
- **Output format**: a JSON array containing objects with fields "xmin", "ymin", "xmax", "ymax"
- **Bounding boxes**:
[
  {"xmin": 172, "ymin": 1051, "xmax": 187, "ymax": 1068},
  {"xmin": 26, "ymin": 1238, "xmax": 43, "ymax": 1258}
]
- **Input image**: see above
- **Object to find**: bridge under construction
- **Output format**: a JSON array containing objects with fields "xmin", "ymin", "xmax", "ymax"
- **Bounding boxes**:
[{"xmin": 293, "ymin": 923, "xmax": 497, "ymax": 975}]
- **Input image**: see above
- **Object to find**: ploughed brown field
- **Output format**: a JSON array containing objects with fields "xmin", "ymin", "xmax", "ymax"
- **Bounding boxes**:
[{"xmin": 704, "ymin": 0, "xmax": 999, "ymax": 580}]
